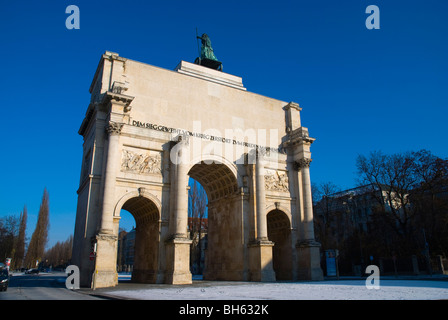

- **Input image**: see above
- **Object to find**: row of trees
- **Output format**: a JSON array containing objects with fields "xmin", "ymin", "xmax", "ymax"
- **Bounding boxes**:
[
  {"xmin": 0, "ymin": 189, "xmax": 50, "ymax": 269},
  {"xmin": 0, "ymin": 189, "xmax": 72, "ymax": 270},
  {"xmin": 313, "ymin": 149, "xmax": 448, "ymax": 269},
  {"xmin": 356, "ymin": 149, "xmax": 448, "ymax": 256},
  {"xmin": 41, "ymin": 235, "xmax": 73, "ymax": 269}
]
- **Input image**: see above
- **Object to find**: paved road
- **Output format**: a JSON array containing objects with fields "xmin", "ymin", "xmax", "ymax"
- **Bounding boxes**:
[{"xmin": 0, "ymin": 272, "xmax": 104, "ymax": 300}]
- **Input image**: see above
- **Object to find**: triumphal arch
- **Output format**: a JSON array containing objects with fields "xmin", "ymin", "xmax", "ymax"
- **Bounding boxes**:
[{"xmin": 72, "ymin": 50, "xmax": 324, "ymax": 288}]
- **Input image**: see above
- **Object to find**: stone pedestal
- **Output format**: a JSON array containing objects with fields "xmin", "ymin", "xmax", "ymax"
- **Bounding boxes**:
[
  {"xmin": 249, "ymin": 240, "xmax": 276, "ymax": 282},
  {"xmin": 92, "ymin": 233, "xmax": 118, "ymax": 289},
  {"xmin": 296, "ymin": 240, "xmax": 324, "ymax": 281},
  {"xmin": 165, "ymin": 237, "xmax": 193, "ymax": 284}
]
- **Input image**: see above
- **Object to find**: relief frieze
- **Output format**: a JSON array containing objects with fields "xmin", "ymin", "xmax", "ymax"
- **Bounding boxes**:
[
  {"xmin": 121, "ymin": 149, "xmax": 162, "ymax": 175},
  {"xmin": 265, "ymin": 170, "xmax": 289, "ymax": 192}
]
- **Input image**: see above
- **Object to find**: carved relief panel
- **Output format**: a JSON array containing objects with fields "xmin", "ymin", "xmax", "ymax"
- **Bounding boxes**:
[
  {"xmin": 121, "ymin": 148, "xmax": 162, "ymax": 176},
  {"xmin": 265, "ymin": 169, "xmax": 289, "ymax": 192}
]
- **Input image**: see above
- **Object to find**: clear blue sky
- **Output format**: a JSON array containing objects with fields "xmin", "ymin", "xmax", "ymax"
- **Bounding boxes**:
[{"xmin": 1, "ymin": 1, "xmax": 447, "ymax": 249}]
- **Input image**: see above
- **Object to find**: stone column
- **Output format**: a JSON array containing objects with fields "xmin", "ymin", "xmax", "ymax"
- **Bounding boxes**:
[
  {"xmin": 295, "ymin": 157, "xmax": 323, "ymax": 281},
  {"xmin": 255, "ymin": 154, "xmax": 268, "ymax": 241},
  {"xmin": 171, "ymin": 143, "xmax": 189, "ymax": 238},
  {"xmin": 165, "ymin": 137, "xmax": 192, "ymax": 284},
  {"xmin": 99, "ymin": 121, "xmax": 123, "ymax": 234},
  {"xmin": 248, "ymin": 151, "xmax": 276, "ymax": 282},
  {"xmin": 93, "ymin": 121, "xmax": 123, "ymax": 289},
  {"xmin": 297, "ymin": 158, "xmax": 315, "ymax": 242}
]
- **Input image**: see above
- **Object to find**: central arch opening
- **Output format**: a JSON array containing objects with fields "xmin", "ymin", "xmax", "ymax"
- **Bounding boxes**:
[
  {"xmin": 188, "ymin": 178, "xmax": 208, "ymax": 277},
  {"xmin": 187, "ymin": 161, "xmax": 242, "ymax": 280},
  {"xmin": 118, "ymin": 196, "xmax": 160, "ymax": 283}
]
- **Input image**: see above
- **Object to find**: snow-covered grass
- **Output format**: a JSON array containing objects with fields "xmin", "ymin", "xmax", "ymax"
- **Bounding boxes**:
[{"xmin": 104, "ymin": 279, "xmax": 448, "ymax": 300}]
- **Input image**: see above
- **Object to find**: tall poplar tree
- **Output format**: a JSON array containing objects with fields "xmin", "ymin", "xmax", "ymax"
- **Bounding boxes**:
[
  {"xmin": 13, "ymin": 206, "xmax": 27, "ymax": 269},
  {"xmin": 24, "ymin": 189, "xmax": 50, "ymax": 268}
]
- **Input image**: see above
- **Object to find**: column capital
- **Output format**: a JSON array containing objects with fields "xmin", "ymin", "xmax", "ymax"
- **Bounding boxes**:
[
  {"xmin": 105, "ymin": 121, "xmax": 124, "ymax": 136},
  {"xmin": 294, "ymin": 158, "xmax": 312, "ymax": 171}
]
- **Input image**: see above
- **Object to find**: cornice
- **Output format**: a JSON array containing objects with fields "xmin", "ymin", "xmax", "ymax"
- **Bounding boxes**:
[
  {"xmin": 101, "ymin": 91, "xmax": 134, "ymax": 112},
  {"xmin": 282, "ymin": 126, "xmax": 316, "ymax": 149}
]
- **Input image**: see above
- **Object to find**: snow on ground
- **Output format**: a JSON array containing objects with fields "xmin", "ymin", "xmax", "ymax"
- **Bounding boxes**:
[{"xmin": 104, "ymin": 279, "xmax": 448, "ymax": 300}]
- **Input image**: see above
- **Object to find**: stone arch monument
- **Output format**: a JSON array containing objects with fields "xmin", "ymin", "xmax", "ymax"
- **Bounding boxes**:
[{"xmin": 72, "ymin": 51, "xmax": 323, "ymax": 288}]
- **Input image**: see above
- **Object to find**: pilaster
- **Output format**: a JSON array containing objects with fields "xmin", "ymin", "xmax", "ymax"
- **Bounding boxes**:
[
  {"xmin": 283, "ymin": 122, "xmax": 323, "ymax": 281},
  {"xmin": 255, "ymin": 151, "xmax": 268, "ymax": 241},
  {"xmin": 248, "ymin": 150, "xmax": 276, "ymax": 281},
  {"xmin": 293, "ymin": 158, "xmax": 323, "ymax": 280},
  {"xmin": 165, "ymin": 135, "xmax": 192, "ymax": 284},
  {"xmin": 98, "ymin": 121, "xmax": 123, "ymax": 234},
  {"xmin": 93, "ymin": 91, "xmax": 134, "ymax": 288}
]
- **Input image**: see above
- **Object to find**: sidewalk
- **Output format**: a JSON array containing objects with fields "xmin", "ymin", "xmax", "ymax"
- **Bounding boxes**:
[
  {"xmin": 324, "ymin": 273, "xmax": 448, "ymax": 281},
  {"xmin": 80, "ymin": 274, "xmax": 448, "ymax": 300}
]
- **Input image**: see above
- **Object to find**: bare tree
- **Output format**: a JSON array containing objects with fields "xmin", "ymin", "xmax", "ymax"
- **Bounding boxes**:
[
  {"xmin": 410, "ymin": 150, "xmax": 448, "ymax": 256},
  {"xmin": 0, "ymin": 215, "xmax": 20, "ymax": 264},
  {"xmin": 43, "ymin": 235, "xmax": 73, "ymax": 268},
  {"xmin": 356, "ymin": 149, "xmax": 448, "ymax": 256},
  {"xmin": 313, "ymin": 181, "xmax": 341, "ymax": 250},
  {"xmin": 356, "ymin": 151, "xmax": 416, "ymax": 238}
]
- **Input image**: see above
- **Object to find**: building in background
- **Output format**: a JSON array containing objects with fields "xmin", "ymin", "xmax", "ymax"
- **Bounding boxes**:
[
  {"xmin": 314, "ymin": 184, "xmax": 409, "ymax": 275},
  {"xmin": 117, "ymin": 228, "xmax": 135, "ymax": 272}
]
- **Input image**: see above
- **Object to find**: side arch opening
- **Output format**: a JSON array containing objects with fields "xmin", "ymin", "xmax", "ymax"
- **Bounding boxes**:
[
  {"xmin": 118, "ymin": 196, "xmax": 160, "ymax": 283},
  {"xmin": 267, "ymin": 209, "xmax": 293, "ymax": 280}
]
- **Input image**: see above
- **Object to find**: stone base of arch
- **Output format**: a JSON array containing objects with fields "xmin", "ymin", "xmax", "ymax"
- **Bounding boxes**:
[
  {"xmin": 248, "ymin": 240, "xmax": 276, "ymax": 282},
  {"xmin": 93, "ymin": 270, "xmax": 118, "ymax": 289},
  {"xmin": 92, "ymin": 233, "xmax": 119, "ymax": 289},
  {"xmin": 165, "ymin": 237, "xmax": 193, "ymax": 284},
  {"xmin": 296, "ymin": 240, "xmax": 324, "ymax": 281}
]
